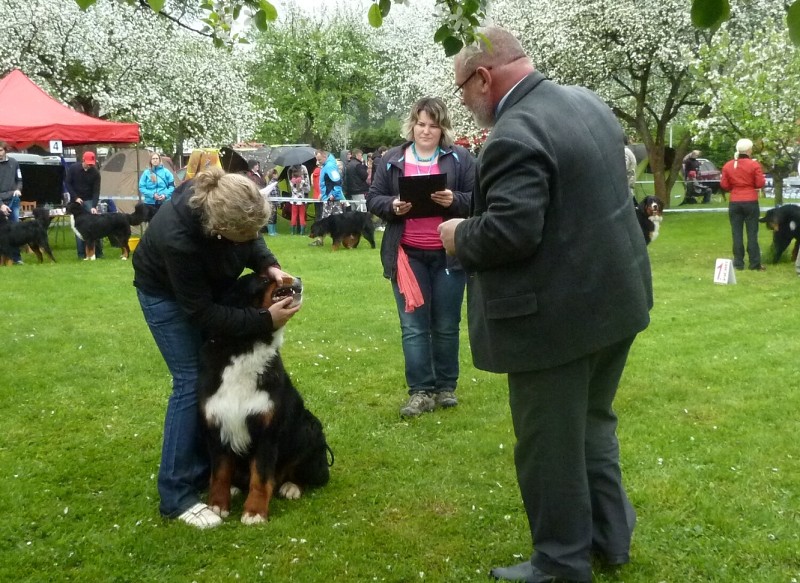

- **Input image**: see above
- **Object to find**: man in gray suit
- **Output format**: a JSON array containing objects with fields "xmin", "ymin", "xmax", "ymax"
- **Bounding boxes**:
[{"xmin": 439, "ymin": 27, "xmax": 653, "ymax": 583}]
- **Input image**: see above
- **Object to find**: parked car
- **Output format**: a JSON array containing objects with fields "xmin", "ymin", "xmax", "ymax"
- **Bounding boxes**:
[{"xmin": 696, "ymin": 158, "xmax": 722, "ymax": 193}]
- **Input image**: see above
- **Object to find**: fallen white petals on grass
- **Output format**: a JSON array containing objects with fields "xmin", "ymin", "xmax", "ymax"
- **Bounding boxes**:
[
  {"xmin": 657, "ymin": 458, "xmax": 664, "ymax": 465},
  {"xmin": 418, "ymin": 572, "xmax": 424, "ymax": 578},
  {"xmin": 504, "ymin": 514, "xmax": 511, "ymax": 520},
  {"xmin": 513, "ymin": 553, "xmax": 524, "ymax": 559},
  {"xmin": 63, "ymin": 507, "xmax": 68, "ymax": 515}
]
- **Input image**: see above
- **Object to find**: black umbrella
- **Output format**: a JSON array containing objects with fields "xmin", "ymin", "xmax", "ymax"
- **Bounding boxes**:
[{"xmin": 270, "ymin": 146, "xmax": 316, "ymax": 168}]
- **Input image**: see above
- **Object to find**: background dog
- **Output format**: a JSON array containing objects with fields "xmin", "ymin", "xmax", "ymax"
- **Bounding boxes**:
[
  {"xmin": 759, "ymin": 204, "xmax": 800, "ymax": 263},
  {"xmin": 309, "ymin": 211, "xmax": 375, "ymax": 250},
  {"xmin": 635, "ymin": 195, "xmax": 664, "ymax": 245},
  {"xmin": 67, "ymin": 201, "xmax": 147, "ymax": 260},
  {"xmin": 197, "ymin": 273, "xmax": 331, "ymax": 525},
  {"xmin": 0, "ymin": 207, "xmax": 56, "ymax": 265}
]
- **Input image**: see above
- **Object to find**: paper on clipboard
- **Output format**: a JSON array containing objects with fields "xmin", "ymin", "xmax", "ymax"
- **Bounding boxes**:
[{"xmin": 398, "ymin": 173, "xmax": 447, "ymax": 218}]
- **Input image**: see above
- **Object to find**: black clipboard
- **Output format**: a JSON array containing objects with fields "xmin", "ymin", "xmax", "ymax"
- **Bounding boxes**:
[{"xmin": 398, "ymin": 173, "xmax": 447, "ymax": 218}]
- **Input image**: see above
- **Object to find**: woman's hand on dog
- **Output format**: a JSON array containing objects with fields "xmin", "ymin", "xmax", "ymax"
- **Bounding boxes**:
[
  {"xmin": 269, "ymin": 297, "xmax": 301, "ymax": 329},
  {"xmin": 264, "ymin": 265, "xmax": 294, "ymax": 285}
]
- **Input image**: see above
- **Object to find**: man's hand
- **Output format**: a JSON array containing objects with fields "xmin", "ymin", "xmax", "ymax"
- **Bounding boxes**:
[
  {"xmin": 438, "ymin": 218, "xmax": 465, "ymax": 256},
  {"xmin": 0, "ymin": 204, "xmax": 10, "ymax": 216}
]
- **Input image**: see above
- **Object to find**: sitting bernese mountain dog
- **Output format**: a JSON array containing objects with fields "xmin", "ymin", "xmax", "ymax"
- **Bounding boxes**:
[
  {"xmin": 759, "ymin": 204, "xmax": 800, "ymax": 263},
  {"xmin": 197, "ymin": 273, "xmax": 332, "ymax": 525},
  {"xmin": 66, "ymin": 201, "xmax": 148, "ymax": 260},
  {"xmin": 0, "ymin": 207, "xmax": 56, "ymax": 264},
  {"xmin": 309, "ymin": 211, "xmax": 376, "ymax": 251},
  {"xmin": 635, "ymin": 195, "xmax": 664, "ymax": 245}
]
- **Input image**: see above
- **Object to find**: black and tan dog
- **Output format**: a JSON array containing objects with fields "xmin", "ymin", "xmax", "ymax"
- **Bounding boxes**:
[
  {"xmin": 309, "ymin": 211, "xmax": 376, "ymax": 250},
  {"xmin": 759, "ymin": 204, "xmax": 800, "ymax": 263},
  {"xmin": 66, "ymin": 201, "xmax": 147, "ymax": 260},
  {"xmin": 0, "ymin": 207, "xmax": 56, "ymax": 265},
  {"xmin": 635, "ymin": 195, "xmax": 664, "ymax": 245},
  {"xmin": 197, "ymin": 273, "xmax": 332, "ymax": 525}
]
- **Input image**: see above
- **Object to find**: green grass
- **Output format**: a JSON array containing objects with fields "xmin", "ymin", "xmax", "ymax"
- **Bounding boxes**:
[{"xmin": 1, "ymin": 215, "xmax": 798, "ymax": 582}]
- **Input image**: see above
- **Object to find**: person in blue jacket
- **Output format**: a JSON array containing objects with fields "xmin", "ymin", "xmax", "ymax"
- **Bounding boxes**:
[
  {"xmin": 314, "ymin": 149, "xmax": 346, "ymax": 218},
  {"xmin": 139, "ymin": 153, "xmax": 175, "ymax": 218}
]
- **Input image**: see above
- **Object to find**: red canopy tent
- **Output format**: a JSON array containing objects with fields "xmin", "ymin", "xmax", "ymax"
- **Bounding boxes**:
[{"xmin": 0, "ymin": 69, "xmax": 139, "ymax": 149}]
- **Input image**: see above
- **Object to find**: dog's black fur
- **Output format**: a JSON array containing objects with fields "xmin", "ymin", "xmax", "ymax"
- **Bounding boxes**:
[
  {"xmin": 197, "ymin": 274, "xmax": 330, "ymax": 524},
  {"xmin": 66, "ymin": 201, "xmax": 148, "ymax": 260},
  {"xmin": 760, "ymin": 204, "xmax": 800, "ymax": 263},
  {"xmin": 0, "ymin": 207, "xmax": 56, "ymax": 264},
  {"xmin": 309, "ymin": 211, "xmax": 375, "ymax": 250},
  {"xmin": 635, "ymin": 195, "xmax": 664, "ymax": 245}
]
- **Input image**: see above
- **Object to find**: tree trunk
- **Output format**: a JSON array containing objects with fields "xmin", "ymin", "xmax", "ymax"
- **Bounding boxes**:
[{"xmin": 772, "ymin": 174, "xmax": 784, "ymax": 206}]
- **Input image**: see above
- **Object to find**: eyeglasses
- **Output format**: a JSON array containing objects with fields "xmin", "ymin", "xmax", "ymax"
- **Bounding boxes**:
[{"xmin": 453, "ymin": 67, "xmax": 491, "ymax": 97}]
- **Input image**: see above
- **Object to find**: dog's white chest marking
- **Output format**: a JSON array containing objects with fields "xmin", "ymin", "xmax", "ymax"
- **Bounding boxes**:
[
  {"xmin": 69, "ymin": 215, "xmax": 84, "ymax": 241},
  {"xmin": 649, "ymin": 215, "xmax": 662, "ymax": 242},
  {"xmin": 790, "ymin": 220, "xmax": 797, "ymax": 232},
  {"xmin": 204, "ymin": 330, "xmax": 284, "ymax": 455}
]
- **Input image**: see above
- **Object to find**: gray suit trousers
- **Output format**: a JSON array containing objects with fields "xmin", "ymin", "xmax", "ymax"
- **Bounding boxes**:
[{"xmin": 507, "ymin": 336, "xmax": 637, "ymax": 582}]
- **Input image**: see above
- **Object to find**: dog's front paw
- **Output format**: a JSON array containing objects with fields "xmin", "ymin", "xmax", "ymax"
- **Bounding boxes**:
[
  {"xmin": 208, "ymin": 504, "xmax": 230, "ymax": 518},
  {"xmin": 241, "ymin": 512, "xmax": 267, "ymax": 525},
  {"xmin": 278, "ymin": 482, "xmax": 302, "ymax": 500}
]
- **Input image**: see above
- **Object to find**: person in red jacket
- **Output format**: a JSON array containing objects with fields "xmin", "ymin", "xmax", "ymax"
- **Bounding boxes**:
[{"xmin": 720, "ymin": 138, "xmax": 766, "ymax": 271}]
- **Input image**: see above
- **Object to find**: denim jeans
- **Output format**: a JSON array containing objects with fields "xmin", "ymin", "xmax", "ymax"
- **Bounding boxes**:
[
  {"xmin": 76, "ymin": 200, "xmax": 104, "ymax": 258},
  {"xmin": 391, "ymin": 246, "xmax": 466, "ymax": 395},
  {"xmin": 5, "ymin": 195, "xmax": 21, "ymax": 262},
  {"xmin": 729, "ymin": 202, "xmax": 761, "ymax": 269},
  {"xmin": 137, "ymin": 289, "xmax": 208, "ymax": 518}
]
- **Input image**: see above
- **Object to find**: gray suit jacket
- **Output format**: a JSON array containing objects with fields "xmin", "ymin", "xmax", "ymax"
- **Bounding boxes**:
[{"xmin": 455, "ymin": 71, "xmax": 653, "ymax": 373}]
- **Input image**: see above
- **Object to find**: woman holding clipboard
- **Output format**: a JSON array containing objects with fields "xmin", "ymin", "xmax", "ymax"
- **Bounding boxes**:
[{"xmin": 366, "ymin": 97, "xmax": 475, "ymax": 418}]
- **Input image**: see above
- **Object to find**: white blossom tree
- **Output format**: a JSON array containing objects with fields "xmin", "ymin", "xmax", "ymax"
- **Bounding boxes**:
[
  {"xmin": 248, "ymin": 4, "xmax": 375, "ymax": 151},
  {"xmin": 491, "ymin": 0, "xmax": 784, "ymax": 205},
  {"xmin": 368, "ymin": 0, "xmax": 483, "ymax": 146},
  {"xmin": 694, "ymin": 24, "xmax": 800, "ymax": 204},
  {"xmin": 0, "ymin": 0, "xmax": 258, "ymax": 155}
]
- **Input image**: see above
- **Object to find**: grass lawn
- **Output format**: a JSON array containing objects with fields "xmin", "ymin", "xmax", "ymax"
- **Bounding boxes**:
[{"xmin": 1, "ymin": 214, "xmax": 798, "ymax": 582}]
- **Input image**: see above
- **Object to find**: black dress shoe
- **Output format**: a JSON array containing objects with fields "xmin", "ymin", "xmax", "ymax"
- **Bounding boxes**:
[{"xmin": 490, "ymin": 560, "xmax": 579, "ymax": 582}]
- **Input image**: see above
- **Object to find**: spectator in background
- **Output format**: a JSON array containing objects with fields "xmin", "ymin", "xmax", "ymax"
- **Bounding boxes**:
[
  {"xmin": 139, "ymin": 153, "xmax": 175, "ymax": 219},
  {"xmin": 245, "ymin": 159, "xmax": 267, "ymax": 190},
  {"xmin": 0, "ymin": 141, "xmax": 24, "ymax": 264},
  {"xmin": 66, "ymin": 151, "xmax": 104, "ymax": 259},
  {"xmin": 315, "ymin": 148, "xmax": 346, "ymax": 218},
  {"xmin": 288, "ymin": 164, "xmax": 310, "ymax": 235},
  {"xmin": 721, "ymin": 138, "xmax": 766, "ymax": 271},
  {"xmin": 309, "ymin": 161, "xmax": 323, "ymax": 246},
  {"xmin": 260, "ymin": 168, "xmax": 279, "ymax": 236},
  {"xmin": 345, "ymin": 149, "xmax": 370, "ymax": 209},
  {"xmin": 624, "ymin": 136, "xmax": 637, "ymax": 204}
]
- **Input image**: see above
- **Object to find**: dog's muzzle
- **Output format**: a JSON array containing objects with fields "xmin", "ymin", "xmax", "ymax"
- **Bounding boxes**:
[{"xmin": 268, "ymin": 277, "xmax": 303, "ymax": 308}]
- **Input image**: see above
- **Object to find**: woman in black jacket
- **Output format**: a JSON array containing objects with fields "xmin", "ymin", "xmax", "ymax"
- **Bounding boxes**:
[
  {"xmin": 133, "ymin": 167, "xmax": 299, "ymax": 528},
  {"xmin": 366, "ymin": 97, "xmax": 474, "ymax": 418}
]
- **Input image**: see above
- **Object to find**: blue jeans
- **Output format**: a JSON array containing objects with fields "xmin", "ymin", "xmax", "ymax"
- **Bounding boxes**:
[
  {"xmin": 4, "ymin": 195, "xmax": 21, "ymax": 262},
  {"xmin": 391, "ymin": 246, "xmax": 466, "ymax": 395},
  {"xmin": 137, "ymin": 289, "xmax": 208, "ymax": 518},
  {"xmin": 76, "ymin": 200, "xmax": 104, "ymax": 258}
]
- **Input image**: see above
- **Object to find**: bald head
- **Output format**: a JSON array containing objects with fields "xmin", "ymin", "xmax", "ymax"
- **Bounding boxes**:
[
  {"xmin": 454, "ymin": 27, "xmax": 535, "ymax": 127},
  {"xmin": 457, "ymin": 26, "xmax": 531, "ymax": 74}
]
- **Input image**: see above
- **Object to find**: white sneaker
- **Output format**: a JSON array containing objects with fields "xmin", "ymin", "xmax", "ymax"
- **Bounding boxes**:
[{"xmin": 177, "ymin": 502, "xmax": 223, "ymax": 529}]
